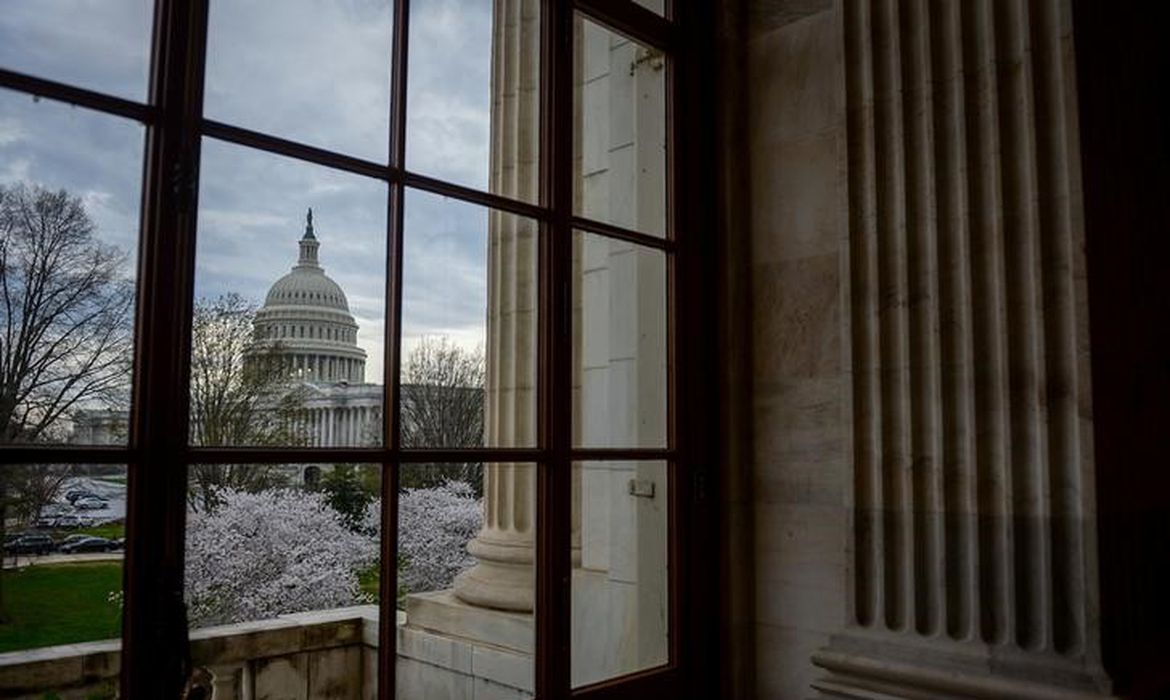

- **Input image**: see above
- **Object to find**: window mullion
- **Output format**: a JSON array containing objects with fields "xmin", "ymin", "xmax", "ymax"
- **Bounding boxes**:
[
  {"xmin": 536, "ymin": 1, "xmax": 574, "ymax": 700},
  {"xmin": 377, "ymin": 0, "xmax": 411, "ymax": 696},
  {"xmin": 121, "ymin": 0, "xmax": 210, "ymax": 697}
]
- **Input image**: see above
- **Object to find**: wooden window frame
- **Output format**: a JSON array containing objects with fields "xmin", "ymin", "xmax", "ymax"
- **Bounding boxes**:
[{"xmin": 0, "ymin": 0, "xmax": 717, "ymax": 698}]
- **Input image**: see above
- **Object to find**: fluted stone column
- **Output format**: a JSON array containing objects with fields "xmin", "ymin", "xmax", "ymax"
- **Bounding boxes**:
[
  {"xmin": 814, "ymin": 1, "xmax": 1112, "ymax": 697},
  {"xmin": 452, "ymin": 0, "xmax": 541, "ymax": 613}
]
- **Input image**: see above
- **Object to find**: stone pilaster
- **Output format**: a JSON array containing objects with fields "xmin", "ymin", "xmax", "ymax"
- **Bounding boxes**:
[{"xmin": 815, "ymin": 0, "xmax": 1112, "ymax": 697}]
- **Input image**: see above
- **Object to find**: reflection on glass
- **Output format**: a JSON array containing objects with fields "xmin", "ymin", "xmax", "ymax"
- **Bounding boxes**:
[
  {"xmin": 406, "ymin": 0, "xmax": 540, "ymax": 203},
  {"xmin": 574, "ymin": 16, "xmax": 667, "ymax": 236},
  {"xmin": 192, "ymin": 139, "xmax": 387, "ymax": 448},
  {"xmin": 401, "ymin": 188, "xmax": 537, "ymax": 448},
  {"xmin": 572, "ymin": 460, "xmax": 669, "ymax": 687},
  {"xmin": 0, "ymin": 464, "xmax": 127, "ymax": 696},
  {"xmin": 633, "ymin": 0, "xmax": 667, "ymax": 17},
  {"xmin": 185, "ymin": 463, "xmax": 381, "ymax": 696},
  {"xmin": 0, "ymin": 90, "xmax": 142, "ymax": 446},
  {"xmin": 572, "ymin": 231, "xmax": 667, "ymax": 448},
  {"xmin": 0, "ymin": 0, "xmax": 152, "ymax": 101},
  {"xmin": 396, "ymin": 463, "xmax": 534, "ymax": 700},
  {"xmin": 204, "ymin": 0, "xmax": 394, "ymax": 161}
]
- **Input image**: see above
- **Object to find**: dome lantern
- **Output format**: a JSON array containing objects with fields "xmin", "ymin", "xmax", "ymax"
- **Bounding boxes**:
[{"xmin": 297, "ymin": 208, "xmax": 320, "ymax": 268}]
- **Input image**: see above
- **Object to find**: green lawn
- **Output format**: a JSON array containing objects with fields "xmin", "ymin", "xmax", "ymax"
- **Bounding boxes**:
[
  {"xmin": 71, "ymin": 523, "xmax": 125, "ymax": 541},
  {"xmin": 0, "ymin": 563, "xmax": 123, "ymax": 652}
]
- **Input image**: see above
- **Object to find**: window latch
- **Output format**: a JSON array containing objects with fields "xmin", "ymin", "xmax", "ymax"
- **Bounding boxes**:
[{"xmin": 628, "ymin": 479, "xmax": 655, "ymax": 498}]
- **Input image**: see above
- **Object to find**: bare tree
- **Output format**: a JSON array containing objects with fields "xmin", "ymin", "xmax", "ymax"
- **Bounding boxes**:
[
  {"xmin": 0, "ymin": 183, "xmax": 131, "ymax": 621},
  {"xmin": 188, "ymin": 293, "xmax": 306, "ymax": 511},
  {"xmin": 0, "ymin": 183, "xmax": 134, "ymax": 444},
  {"xmin": 400, "ymin": 336, "xmax": 485, "ymax": 492},
  {"xmin": 0, "ymin": 463, "xmax": 71, "ymax": 525}
]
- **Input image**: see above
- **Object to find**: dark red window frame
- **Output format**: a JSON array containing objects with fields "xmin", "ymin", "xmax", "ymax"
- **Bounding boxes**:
[{"xmin": 0, "ymin": 1, "xmax": 717, "ymax": 697}]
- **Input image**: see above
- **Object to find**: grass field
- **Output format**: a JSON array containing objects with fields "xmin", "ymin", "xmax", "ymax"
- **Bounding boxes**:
[
  {"xmin": 0, "ymin": 562, "xmax": 122, "ymax": 652},
  {"xmin": 70, "ymin": 523, "xmax": 125, "ymax": 541}
]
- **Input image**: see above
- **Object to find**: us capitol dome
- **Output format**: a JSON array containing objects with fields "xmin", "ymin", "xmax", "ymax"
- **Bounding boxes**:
[{"xmin": 249, "ymin": 209, "xmax": 368, "ymax": 385}]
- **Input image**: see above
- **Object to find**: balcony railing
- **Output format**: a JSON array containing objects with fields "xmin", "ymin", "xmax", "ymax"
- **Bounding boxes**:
[{"xmin": 0, "ymin": 601, "xmax": 537, "ymax": 700}]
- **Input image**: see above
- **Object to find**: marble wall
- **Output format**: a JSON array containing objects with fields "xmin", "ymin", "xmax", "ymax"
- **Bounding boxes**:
[{"xmin": 742, "ymin": 1, "xmax": 849, "ymax": 698}]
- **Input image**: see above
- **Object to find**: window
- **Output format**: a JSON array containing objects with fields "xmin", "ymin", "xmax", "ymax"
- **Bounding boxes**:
[{"xmin": 0, "ymin": 1, "xmax": 710, "ymax": 698}]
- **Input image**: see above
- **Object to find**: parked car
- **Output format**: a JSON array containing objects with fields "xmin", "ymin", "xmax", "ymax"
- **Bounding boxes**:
[
  {"xmin": 110, "ymin": 538, "xmax": 125, "ymax": 551},
  {"xmin": 74, "ymin": 497, "xmax": 109, "ymax": 510},
  {"xmin": 3, "ymin": 533, "xmax": 55, "ymax": 555},
  {"xmin": 52, "ymin": 514, "xmax": 94, "ymax": 529},
  {"xmin": 35, "ymin": 515, "xmax": 60, "ymax": 528},
  {"xmin": 65, "ymin": 489, "xmax": 98, "ymax": 504},
  {"xmin": 58, "ymin": 534, "xmax": 92, "ymax": 547},
  {"xmin": 40, "ymin": 503, "xmax": 70, "ymax": 517},
  {"xmin": 59, "ymin": 536, "xmax": 117, "ymax": 554}
]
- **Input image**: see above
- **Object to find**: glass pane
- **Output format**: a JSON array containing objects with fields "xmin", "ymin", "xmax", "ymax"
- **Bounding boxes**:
[
  {"xmin": 397, "ymin": 463, "xmax": 534, "ymax": 700},
  {"xmin": 204, "ymin": 0, "xmax": 394, "ymax": 161},
  {"xmin": 574, "ymin": 16, "xmax": 666, "ymax": 237},
  {"xmin": 572, "ymin": 231, "xmax": 667, "ymax": 448},
  {"xmin": 0, "ymin": 90, "xmax": 143, "ymax": 446},
  {"xmin": 192, "ymin": 139, "xmax": 387, "ymax": 448},
  {"xmin": 633, "ymin": 0, "xmax": 667, "ymax": 16},
  {"xmin": 406, "ymin": 0, "xmax": 540, "ymax": 203},
  {"xmin": 0, "ymin": 1, "xmax": 152, "ymax": 101},
  {"xmin": 0, "ymin": 464, "xmax": 126, "ymax": 699},
  {"xmin": 186, "ymin": 463, "xmax": 381, "ymax": 697},
  {"xmin": 401, "ymin": 188, "xmax": 537, "ymax": 448},
  {"xmin": 572, "ymin": 460, "xmax": 669, "ymax": 687}
]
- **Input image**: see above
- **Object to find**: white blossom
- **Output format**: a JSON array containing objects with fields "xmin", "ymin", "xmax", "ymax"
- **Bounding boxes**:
[
  {"xmin": 185, "ymin": 488, "xmax": 378, "ymax": 627},
  {"xmin": 364, "ymin": 480, "xmax": 483, "ymax": 595}
]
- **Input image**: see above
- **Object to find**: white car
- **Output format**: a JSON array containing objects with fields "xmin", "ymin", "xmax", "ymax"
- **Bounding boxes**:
[
  {"xmin": 52, "ymin": 514, "xmax": 95, "ymax": 529},
  {"xmin": 73, "ymin": 497, "xmax": 109, "ymax": 511}
]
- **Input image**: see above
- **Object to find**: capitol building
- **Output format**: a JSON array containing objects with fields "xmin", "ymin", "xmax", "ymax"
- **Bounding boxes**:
[
  {"xmin": 247, "ymin": 210, "xmax": 382, "ymax": 450},
  {"xmin": 73, "ymin": 210, "xmax": 384, "ymax": 456}
]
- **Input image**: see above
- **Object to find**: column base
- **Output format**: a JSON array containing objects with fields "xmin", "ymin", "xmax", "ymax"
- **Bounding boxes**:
[
  {"xmin": 453, "ymin": 536, "xmax": 534, "ymax": 612},
  {"xmin": 813, "ymin": 631, "xmax": 1115, "ymax": 700}
]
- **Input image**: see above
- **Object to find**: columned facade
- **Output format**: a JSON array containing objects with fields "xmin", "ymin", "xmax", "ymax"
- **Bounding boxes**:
[{"xmin": 300, "ymin": 384, "xmax": 382, "ymax": 448}]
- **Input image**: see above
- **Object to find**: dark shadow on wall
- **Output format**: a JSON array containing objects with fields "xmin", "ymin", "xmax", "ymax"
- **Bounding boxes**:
[{"xmin": 1074, "ymin": 1, "xmax": 1170, "ymax": 697}]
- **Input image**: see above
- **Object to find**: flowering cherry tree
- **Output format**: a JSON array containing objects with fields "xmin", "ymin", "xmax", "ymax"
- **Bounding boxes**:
[
  {"xmin": 370, "ymin": 480, "xmax": 483, "ymax": 595},
  {"xmin": 185, "ymin": 488, "xmax": 378, "ymax": 627}
]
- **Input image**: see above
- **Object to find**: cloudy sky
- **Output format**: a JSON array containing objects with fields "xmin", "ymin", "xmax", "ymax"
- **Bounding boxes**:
[{"xmin": 0, "ymin": 0, "xmax": 504, "ymax": 385}]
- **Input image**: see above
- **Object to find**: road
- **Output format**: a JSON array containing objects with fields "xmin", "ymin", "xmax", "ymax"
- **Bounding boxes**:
[
  {"xmin": 2, "ymin": 551, "xmax": 123, "ymax": 570},
  {"xmin": 46, "ymin": 476, "xmax": 128, "ymax": 524}
]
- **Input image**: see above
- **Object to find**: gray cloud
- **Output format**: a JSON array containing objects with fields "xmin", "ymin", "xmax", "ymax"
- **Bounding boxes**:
[
  {"xmin": 0, "ymin": 0, "xmax": 508, "ymax": 386},
  {"xmin": 405, "ymin": 0, "xmax": 493, "ymax": 188},
  {"xmin": 204, "ymin": 0, "xmax": 395, "ymax": 161},
  {"xmin": 0, "ymin": 0, "xmax": 152, "ymax": 100},
  {"xmin": 0, "ymin": 89, "xmax": 144, "ymax": 262}
]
